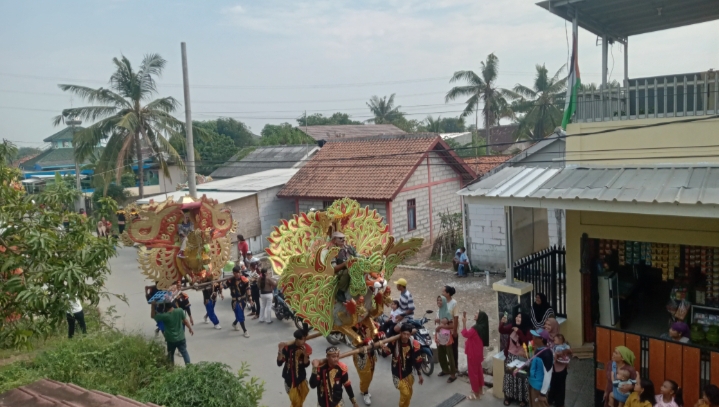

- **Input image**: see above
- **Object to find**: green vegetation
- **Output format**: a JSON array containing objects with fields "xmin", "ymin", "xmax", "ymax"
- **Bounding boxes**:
[
  {"xmin": 512, "ymin": 64, "xmax": 567, "ymax": 141},
  {"xmin": 0, "ymin": 141, "xmax": 118, "ymax": 349},
  {"xmin": 297, "ymin": 112, "xmax": 361, "ymax": 126},
  {"xmin": 259, "ymin": 123, "xmax": 315, "ymax": 146}
]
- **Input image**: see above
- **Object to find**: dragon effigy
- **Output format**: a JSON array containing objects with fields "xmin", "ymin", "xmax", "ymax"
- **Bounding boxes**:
[
  {"xmin": 121, "ymin": 195, "xmax": 235, "ymax": 290},
  {"xmin": 266, "ymin": 198, "xmax": 423, "ymax": 347}
]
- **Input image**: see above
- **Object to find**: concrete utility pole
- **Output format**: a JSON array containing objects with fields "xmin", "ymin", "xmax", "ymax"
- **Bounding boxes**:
[
  {"xmin": 181, "ymin": 42, "xmax": 197, "ymax": 198},
  {"xmin": 67, "ymin": 117, "xmax": 84, "ymax": 211}
]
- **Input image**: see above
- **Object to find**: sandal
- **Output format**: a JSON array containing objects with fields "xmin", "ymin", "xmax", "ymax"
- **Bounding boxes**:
[
  {"xmin": 447, "ymin": 376, "xmax": 457, "ymax": 383},
  {"xmin": 504, "ymin": 400, "xmax": 511, "ymax": 406}
]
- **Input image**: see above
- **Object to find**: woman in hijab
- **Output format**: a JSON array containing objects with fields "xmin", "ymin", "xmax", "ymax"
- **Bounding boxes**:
[
  {"xmin": 499, "ymin": 311, "xmax": 533, "ymax": 406},
  {"xmin": 531, "ymin": 293, "xmax": 555, "ymax": 330},
  {"xmin": 544, "ymin": 317, "xmax": 560, "ymax": 345},
  {"xmin": 661, "ymin": 322, "xmax": 690, "ymax": 344},
  {"xmin": 544, "ymin": 318, "xmax": 569, "ymax": 407},
  {"xmin": 461, "ymin": 309, "xmax": 489, "ymax": 400},
  {"xmin": 604, "ymin": 346, "xmax": 637, "ymax": 407},
  {"xmin": 436, "ymin": 295, "xmax": 457, "ymax": 381}
]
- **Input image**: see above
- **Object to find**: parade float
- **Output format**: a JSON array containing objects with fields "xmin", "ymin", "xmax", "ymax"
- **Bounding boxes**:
[
  {"xmin": 121, "ymin": 195, "xmax": 236, "ymax": 291},
  {"xmin": 266, "ymin": 198, "xmax": 423, "ymax": 347}
]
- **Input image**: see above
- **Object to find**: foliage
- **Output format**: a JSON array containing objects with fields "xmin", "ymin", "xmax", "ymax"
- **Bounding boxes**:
[
  {"xmin": 297, "ymin": 112, "xmax": 361, "ymax": 126},
  {"xmin": 0, "ymin": 330, "xmax": 168, "ymax": 394},
  {"xmin": 366, "ymin": 94, "xmax": 405, "ymax": 124},
  {"xmin": 431, "ymin": 211, "xmax": 464, "ymax": 260},
  {"xmin": 54, "ymin": 54, "xmax": 209, "ymax": 198},
  {"xmin": 390, "ymin": 116, "xmax": 422, "ymax": 133},
  {"xmin": 6, "ymin": 146, "xmax": 42, "ymax": 165},
  {"xmin": 92, "ymin": 184, "xmax": 129, "ymax": 208},
  {"xmin": 82, "ymin": 151, "xmax": 114, "ymax": 194},
  {"xmin": 446, "ymin": 53, "xmax": 516, "ymax": 152},
  {"xmin": 216, "ymin": 118, "xmax": 256, "ymax": 147},
  {"xmin": 120, "ymin": 172, "xmax": 136, "ymax": 187},
  {"xmin": 444, "ymin": 137, "xmax": 486, "ymax": 157},
  {"xmin": 422, "ymin": 115, "xmax": 443, "ymax": 133},
  {"xmin": 138, "ymin": 362, "xmax": 265, "ymax": 407},
  {"xmin": 0, "ymin": 140, "xmax": 117, "ymax": 349},
  {"xmin": 259, "ymin": 123, "xmax": 315, "ymax": 146},
  {"xmin": 94, "ymin": 196, "xmax": 119, "ymax": 223},
  {"xmin": 512, "ymin": 64, "xmax": 567, "ymax": 141},
  {"xmin": 195, "ymin": 133, "xmax": 240, "ymax": 175}
]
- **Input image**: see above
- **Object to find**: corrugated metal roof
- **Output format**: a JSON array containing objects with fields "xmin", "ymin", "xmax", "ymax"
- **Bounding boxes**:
[
  {"xmin": 137, "ymin": 190, "xmax": 255, "ymax": 205},
  {"xmin": 210, "ymin": 146, "xmax": 317, "ymax": 179},
  {"xmin": 461, "ymin": 166, "xmax": 719, "ymax": 206},
  {"xmin": 199, "ymin": 168, "xmax": 299, "ymax": 192}
]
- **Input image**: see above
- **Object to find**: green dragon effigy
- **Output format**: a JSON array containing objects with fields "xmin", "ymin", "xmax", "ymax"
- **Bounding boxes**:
[{"xmin": 266, "ymin": 198, "xmax": 423, "ymax": 346}]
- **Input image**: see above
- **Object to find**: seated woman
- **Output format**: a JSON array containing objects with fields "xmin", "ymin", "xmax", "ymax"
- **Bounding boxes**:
[
  {"xmin": 660, "ymin": 321, "xmax": 690, "ymax": 344},
  {"xmin": 531, "ymin": 293, "xmax": 555, "ymax": 330}
]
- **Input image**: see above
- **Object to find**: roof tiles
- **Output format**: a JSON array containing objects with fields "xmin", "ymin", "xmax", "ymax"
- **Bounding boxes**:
[
  {"xmin": 0, "ymin": 379, "xmax": 161, "ymax": 407},
  {"xmin": 462, "ymin": 155, "xmax": 512, "ymax": 177}
]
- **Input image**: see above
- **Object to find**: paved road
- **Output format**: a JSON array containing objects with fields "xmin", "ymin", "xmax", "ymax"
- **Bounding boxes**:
[{"xmin": 103, "ymin": 246, "xmax": 504, "ymax": 407}]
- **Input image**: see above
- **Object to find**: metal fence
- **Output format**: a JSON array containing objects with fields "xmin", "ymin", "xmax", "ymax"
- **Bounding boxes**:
[{"xmin": 512, "ymin": 245, "xmax": 567, "ymax": 318}]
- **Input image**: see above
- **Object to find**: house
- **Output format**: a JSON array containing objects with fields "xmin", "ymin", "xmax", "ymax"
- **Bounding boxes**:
[
  {"xmin": 210, "ymin": 145, "xmax": 318, "ymax": 179},
  {"xmin": 461, "ymin": 2, "xmax": 719, "ymax": 403},
  {"xmin": 0, "ymin": 379, "xmax": 160, "ymax": 406},
  {"xmin": 461, "ymin": 135, "xmax": 566, "ymax": 271},
  {"xmin": 138, "ymin": 168, "xmax": 298, "ymax": 253},
  {"xmin": 441, "ymin": 132, "xmax": 472, "ymax": 145},
  {"xmin": 278, "ymin": 134, "xmax": 476, "ymax": 244},
  {"xmin": 298, "ymin": 124, "xmax": 406, "ymax": 146}
]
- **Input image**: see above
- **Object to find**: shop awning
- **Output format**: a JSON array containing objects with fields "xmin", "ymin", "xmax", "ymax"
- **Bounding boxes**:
[{"xmin": 458, "ymin": 166, "xmax": 719, "ymax": 218}]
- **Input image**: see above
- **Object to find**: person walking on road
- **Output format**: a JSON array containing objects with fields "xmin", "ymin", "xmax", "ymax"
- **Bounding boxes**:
[
  {"xmin": 202, "ymin": 282, "xmax": 222, "ymax": 330},
  {"xmin": 381, "ymin": 323, "xmax": 424, "ymax": 407},
  {"xmin": 66, "ymin": 298, "xmax": 87, "ymax": 339},
  {"xmin": 225, "ymin": 266, "xmax": 250, "ymax": 337},
  {"xmin": 462, "ymin": 309, "xmax": 489, "ymax": 400},
  {"xmin": 259, "ymin": 268, "xmax": 277, "ymax": 323},
  {"xmin": 278, "ymin": 329, "xmax": 312, "ymax": 407},
  {"xmin": 152, "ymin": 301, "xmax": 194, "ymax": 365},
  {"xmin": 248, "ymin": 258, "xmax": 261, "ymax": 319},
  {"xmin": 310, "ymin": 346, "xmax": 360, "ymax": 407}
]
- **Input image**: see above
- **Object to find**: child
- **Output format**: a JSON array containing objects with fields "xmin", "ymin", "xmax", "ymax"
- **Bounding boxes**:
[
  {"xmin": 625, "ymin": 377, "xmax": 656, "ymax": 407},
  {"xmin": 611, "ymin": 369, "xmax": 636, "ymax": 407},
  {"xmin": 382, "ymin": 300, "xmax": 402, "ymax": 335},
  {"xmin": 656, "ymin": 380, "xmax": 683, "ymax": 407},
  {"xmin": 436, "ymin": 296, "xmax": 457, "ymax": 382},
  {"xmin": 549, "ymin": 334, "xmax": 572, "ymax": 407},
  {"xmin": 436, "ymin": 317, "xmax": 453, "ymax": 345}
]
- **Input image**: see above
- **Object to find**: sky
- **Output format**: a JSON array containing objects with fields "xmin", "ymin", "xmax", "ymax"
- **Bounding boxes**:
[{"xmin": 0, "ymin": 0, "xmax": 717, "ymax": 147}]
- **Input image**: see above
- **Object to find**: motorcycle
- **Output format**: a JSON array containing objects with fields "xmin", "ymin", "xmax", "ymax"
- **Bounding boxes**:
[
  {"xmin": 375, "ymin": 310, "xmax": 435, "ymax": 376},
  {"xmin": 273, "ymin": 289, "xmax": 305, "ymax": 331}
]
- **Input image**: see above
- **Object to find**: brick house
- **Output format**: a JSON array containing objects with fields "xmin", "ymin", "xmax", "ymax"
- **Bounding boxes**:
[{"xmin": 277, "ymin": 134, "xmax": 476, "ymax": 244}]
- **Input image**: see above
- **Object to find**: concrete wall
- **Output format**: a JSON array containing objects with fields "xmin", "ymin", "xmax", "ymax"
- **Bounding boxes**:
[
  {"xmin": 125, "ymin": 165, "xmax": 187, "ymax": 196},
  {"xmin": 566, "ymin": 117, "xmax": 719, "ymax": 165},
  {"xmin": 226, "ymin": 195, "xmax": 261, "ymax": 245},
  {"xmin": 563, "ymin": 210, "xmax": 719, "ymax": 347},
  {"xmin": 392, "ymin": 188, "xmax": 430, "ymax": 242},
  {"xmin": 466, "ymin": 204, "xmax": 506, "ymax": 271},
  {"xmin": 257, "ymin": 186, "xmax": 296, "ymax": 250}
]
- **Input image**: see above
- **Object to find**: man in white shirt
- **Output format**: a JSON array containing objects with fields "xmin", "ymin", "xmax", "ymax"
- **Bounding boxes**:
[{"xmin": 67, "ymin": 298, "xmax": 87, "ymax": 338}]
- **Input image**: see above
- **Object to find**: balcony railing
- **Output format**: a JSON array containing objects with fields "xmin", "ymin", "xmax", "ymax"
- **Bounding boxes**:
[{"xmin": 575, "ymin": 71, "xmax": 719, "ymax": 122}]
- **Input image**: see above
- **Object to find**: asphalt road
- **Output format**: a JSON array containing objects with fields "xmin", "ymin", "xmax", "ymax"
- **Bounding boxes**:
[{"xmin": 102, "ymin": 246, "xmax": 503, "ymax": 407}]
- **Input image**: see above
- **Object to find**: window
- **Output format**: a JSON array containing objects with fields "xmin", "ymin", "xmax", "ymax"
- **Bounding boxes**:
[
  {"xmin": 407, "ymin": 199, "xmax": 417, "ymax": 231},
  {"xmin": 323, "ymin": 201, "xmax": 333, "ymax": 209}
]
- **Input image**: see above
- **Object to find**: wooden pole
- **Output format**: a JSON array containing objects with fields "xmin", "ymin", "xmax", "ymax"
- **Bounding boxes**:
[
  {"xmin": 338, "ymin": 334, "xmax": 400, "ymax": 359},
  {"xmin": 180, "ymin": 275, "xmax": 233, "ymax": 291}
]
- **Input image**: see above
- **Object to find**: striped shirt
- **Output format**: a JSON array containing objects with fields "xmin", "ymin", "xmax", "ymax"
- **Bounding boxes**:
[{"xmin": 399, "ymin": 289, "xmax": 415, "ymax": 317}]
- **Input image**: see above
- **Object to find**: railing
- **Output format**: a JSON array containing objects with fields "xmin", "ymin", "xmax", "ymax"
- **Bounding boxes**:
[
  {"xmin": 594, "ymin": 325, "xmax": 719, "ymax": 407},
  {"xmin": 575, "ymin": 72, "xmax": 719, "ymax": 122},
  {"xmin": 512, "ymin": 245, "xmax": 566, "ymax": 318}
]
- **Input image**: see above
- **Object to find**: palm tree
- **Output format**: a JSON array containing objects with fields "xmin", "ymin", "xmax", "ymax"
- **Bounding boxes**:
[
  {"xmin": 423, "ymin": 115, "xmax": 443, "ymax": 133},
  {"xmin": 53, "ymin": 54, "xmax": 195, "ymax": 198},
  {"xmin": 512, "ymin": 64, "xmax": 567, "ymax": 141},
  {"xmin": 445, "ymin": 53, "xmax": 515, "ymax": 155},
  {"xmin": 366, "ymin": 94, "xmax": 405, "ymax": 124}
]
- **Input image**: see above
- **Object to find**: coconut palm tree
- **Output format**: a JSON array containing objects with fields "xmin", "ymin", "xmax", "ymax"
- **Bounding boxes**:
[
  {"xmin": 512, "ymin": 64, "xmax": 567, "ymax": 141},
  {"xmin": 445, "ymin": 53, "xmax": 515, "ymax": 155},
  {"xmin": 53, "ymin": 54, "xmax": 197, "ymax": 198},
  {"xmin": 423, "ymin": 115, "xmax": 443, "ymax": 133},
  {"xmin": 366, "ymin": 94, "xmax": 405, "ymax": 124}
]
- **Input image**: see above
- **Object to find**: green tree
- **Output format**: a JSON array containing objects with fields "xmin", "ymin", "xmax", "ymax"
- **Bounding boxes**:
[
  {"xmin": 0, "ymin": 141, "xmax": 117, "ymax": 349},
  {"xmin": 53, "ymin": 54, "xmax": 205, "ymax": 198},
  {"xmin": 297, "ymin": 112, "xmax": 362, "ymax": 126},
  {"xmin": 216, "ymin": 118, "xmax": 256, "ymax": 147},
  {"xmin": 512, "ymin": 64, "xmax": 567, "ymax": 141},
  {"xmin": 7, "ymin": 147, "xmax": 43, "ymax": 165},
  {"xmin": 439, "ymin": 117, "xmax": 466, "ymax": 133},
  {"xmin": 422, "ymin": 115, "xmax": 443, "ymax": 133},
  {"xmin": 259, "ymin": 123, "xmax": 315, "ymax": 146},
  {"xmin": 445, "ymin": 53, "xmax": 515, "ymax": 154},
  {"xmin": 195, "ymin": 133, "xmax": 240, "ymax": 175},
  {"xmin": 366, "ymin": 94, "xmax": 405, "ymax": 124}
]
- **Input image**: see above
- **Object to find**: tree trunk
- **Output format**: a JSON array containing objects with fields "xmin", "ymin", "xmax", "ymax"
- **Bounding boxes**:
[{"xmin": 134, "ymin": 131, "xmax": 144, "ymax": 198}]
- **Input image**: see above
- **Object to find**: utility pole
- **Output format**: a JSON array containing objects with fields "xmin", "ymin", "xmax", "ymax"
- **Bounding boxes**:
[
  {"xmin": 181, "ymin": 42, "xmax": 197, "ymax": 198},
  {"xmin": 67, "ymin": 117, "xmax": 84, "ymax": 211}
]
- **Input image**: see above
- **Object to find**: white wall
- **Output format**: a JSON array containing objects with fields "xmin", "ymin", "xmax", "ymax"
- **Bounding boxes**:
[
  {"xmin": 392, "ymin": 188, "xmax": 431, "ymax": 242},
  {"xmin": 466, "ymin": 204, "xmax": 506, "ymax": 271},
  {"xmin": 258, "ymin": 186, "xmax": 296, "ymax": 250}
]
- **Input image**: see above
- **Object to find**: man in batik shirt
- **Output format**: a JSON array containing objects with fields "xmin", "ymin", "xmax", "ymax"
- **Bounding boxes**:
[
  {"xmin": 310, "ymin": 346, "xmax": 359, "ymax": 407},
  {"xmin": 277, "ymin": 329, "xmax": 312, "ymax": 407},
  {"xmin": 224, "ymin": 266, "xmax": 250, "ymax": 337},
  {"xmin": 381, "ymin": 323, "xmax": 424, "ymax": 407}
]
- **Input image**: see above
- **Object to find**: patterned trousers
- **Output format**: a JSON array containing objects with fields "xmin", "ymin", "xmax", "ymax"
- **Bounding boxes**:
[
  {"xmin": 286, "ymin": 380, "xmax": 309, "ymax": 407},
  {"xmin": 396, "ymin": 374, "xmax": 414, "ymax": 407},
  {"xmin": 353, "ymin": 353, "xmax": 375, "ymax": 394}
]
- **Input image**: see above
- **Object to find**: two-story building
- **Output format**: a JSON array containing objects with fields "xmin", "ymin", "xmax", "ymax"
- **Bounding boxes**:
[{"xmin": 460, "ymin": 2, "xmax": 719, "ymax": 404}]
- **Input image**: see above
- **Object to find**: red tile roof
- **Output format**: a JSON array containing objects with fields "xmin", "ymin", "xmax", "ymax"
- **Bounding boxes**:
[
  {"xmin": 463, "ymin": 155, "xmax": 512, "ymax": 177},
  {"xmin": 0, "ymin": 379, "xmax": 161, "ymax": 407},
  {"xmin": 278, "ymin": 134, "xmax": 476, "ymax": 201}
]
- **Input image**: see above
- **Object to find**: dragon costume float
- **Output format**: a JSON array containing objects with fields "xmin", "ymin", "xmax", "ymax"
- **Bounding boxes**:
[
  {"xmin": 121, "ymin": 195, "xmax": 235, "ymax": 289},
  {"xmin": 266, "ymin": 198, "xmax": 423, "ymax": 347}
]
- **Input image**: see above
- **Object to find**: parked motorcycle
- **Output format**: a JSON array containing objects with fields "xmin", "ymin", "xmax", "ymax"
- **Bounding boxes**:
[
  {"xmin": 273, "ymin": 289, "xmax": 305, "ymax": 330},
  {"xmin": 375, "ymin": 310, "xmax": 435, "ymax": 376}
]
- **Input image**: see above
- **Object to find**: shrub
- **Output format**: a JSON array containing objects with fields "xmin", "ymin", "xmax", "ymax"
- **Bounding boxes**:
[{"xmin": 138, "ymin": 362, "xmax": 264, "ymax": 407}]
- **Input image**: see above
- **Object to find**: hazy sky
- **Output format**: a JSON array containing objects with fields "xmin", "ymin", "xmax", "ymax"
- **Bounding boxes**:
[{"xmin": 1, "ymin": 0, "xmax": 717, "ymax": 147}]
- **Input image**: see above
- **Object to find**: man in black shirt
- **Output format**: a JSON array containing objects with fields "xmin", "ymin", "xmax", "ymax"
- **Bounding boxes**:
[
  {"xmin": 277, "ymin": 329, "xmax": 312, "ymax": 407},
  {"xmin": 201, "ymin": 282, "xmax": 222, "ymax": 330},
  {"xmin": 224, "ymin": 266, "xmax": 250, "ymax": 337},
  {"xmin": 310, "ymin": 346, "xmax": 359, "ymax": 407},
  {"xmin": 381, "ymin": 323, "xmax": 424, "ymax": 407}
]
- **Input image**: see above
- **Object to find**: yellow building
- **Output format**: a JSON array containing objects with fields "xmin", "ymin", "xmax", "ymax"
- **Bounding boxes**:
[{"xmin": 459, "ymin": 0, "xmax": 719, "ymax": 403}]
